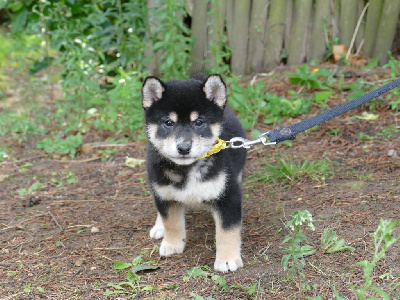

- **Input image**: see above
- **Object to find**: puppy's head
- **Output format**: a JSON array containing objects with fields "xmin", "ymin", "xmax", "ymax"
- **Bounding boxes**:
[{"xmin": 141, "ymin": 74, "xmax": 226, "ymax": 165}]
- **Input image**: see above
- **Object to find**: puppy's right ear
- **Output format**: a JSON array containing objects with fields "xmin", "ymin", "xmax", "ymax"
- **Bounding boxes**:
[{"xmin": 142, "ymin": 76, "xmax": 165, "ymax": 109}]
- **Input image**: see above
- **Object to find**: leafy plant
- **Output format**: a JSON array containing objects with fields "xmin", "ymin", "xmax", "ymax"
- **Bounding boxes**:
[
  {"xmin": 36, "ymin": 133, "xmax": 82, "ymax": 158},
  {"xmin": 287, "ymin": 65, "xmax": 331, "ymax": 89},
  {"xmin": 383, "ymin": 52, "xmax": 400, "ymax": 79},
  {"xmin": 105, "ymin": 255, "xmax": 159, "ymax": 297},
  {"xmin": 353, "ymin": 219, "xmax": 400, "ymax": 299},
  {"xmin": 151, "ymin": 0, "xmax": 192, "ymax": 80},
  {"xmin": 281, "ymin": 210, "xmax": 316, "ymax": 282},
  {"xmin": 321, "ymin": 228, "xmax": 355, "ymax": 254},
  {"xmin": 17, "ymin": 182, "xmax": 43, "ymax": 196}
]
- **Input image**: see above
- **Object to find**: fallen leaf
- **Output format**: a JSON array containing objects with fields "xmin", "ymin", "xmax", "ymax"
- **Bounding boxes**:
[
  {"xmin": 125, "ymin": 157, "xmax": 145, "ymax": 168},
  {"xmin": 81, "ymin": 144, "xmax": 94, "ymax": 154},
  {"xmin": 356, "ymin": 112, "xmax": 379, "ymax": 121},
  {"xmin": 0, "ymin": 174, "xmax": 9, "ymax": 182}
]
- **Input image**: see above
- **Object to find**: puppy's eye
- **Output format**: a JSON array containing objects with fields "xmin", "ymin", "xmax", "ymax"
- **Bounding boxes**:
[
  {"xmin": 194, "ymin": 119, "xmax": 204, "ymax": 127},
  {"xmin": 164, "ymin": 119, "xmax": 174, "ymax": 127}
]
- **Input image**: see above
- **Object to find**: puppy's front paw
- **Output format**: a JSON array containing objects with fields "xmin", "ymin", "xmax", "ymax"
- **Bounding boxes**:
[
  {"xmin": 160, "ymin": 238, "xmax": 185, "ymax": 256},
  {"xmin": 150, "ymin": 226, "xmax": 164, "ymax": 239},
  {"xmin": 214, "ymin": 257, "xmax": 243, "ymax": 272}
]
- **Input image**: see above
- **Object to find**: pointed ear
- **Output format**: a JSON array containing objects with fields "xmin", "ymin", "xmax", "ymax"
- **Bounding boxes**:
[
  {"xmin": 142, "ymin": 76, "xmax": 165, "ymax": 109},
  {"xmin": 203, "ymin": 74, "xmax": 227, "ymax": 108}
]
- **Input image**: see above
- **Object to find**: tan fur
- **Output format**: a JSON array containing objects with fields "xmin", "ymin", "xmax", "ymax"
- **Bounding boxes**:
[
  {"xmin": 213, "ymin": 211, "xmax": 243, "ymax": 272},
  {"xmin": 169, "ymin": 111, "xmax": 178, "ymax": 123},
  {"xmin": 159, "ymin": 204, "xmax": 186, "ymax": 256},
  {"xmin": 190, "ymin": 111, "xmax": 199, "ymax": 122}
]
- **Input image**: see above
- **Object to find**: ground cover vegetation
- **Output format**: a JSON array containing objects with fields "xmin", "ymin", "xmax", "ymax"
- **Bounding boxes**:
[{"xmin": 0, "ymin": 0, "xmax": 400, "ymax": 299}]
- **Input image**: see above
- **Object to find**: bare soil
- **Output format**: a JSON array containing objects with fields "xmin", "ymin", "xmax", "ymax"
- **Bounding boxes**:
[{"xmin": 1, "ymin": 67, "xmax": 399, "ymax": 299}]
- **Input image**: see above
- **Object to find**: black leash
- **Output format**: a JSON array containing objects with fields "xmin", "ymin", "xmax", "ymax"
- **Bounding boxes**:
[{"xmin": 227, "ymin": 77, "xmax": 400, "ymax": 149}]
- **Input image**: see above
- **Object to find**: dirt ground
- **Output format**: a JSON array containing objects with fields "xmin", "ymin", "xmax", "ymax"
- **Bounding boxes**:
[{"xmin": 1, "ymin": 67, "xmax": 400, "ymax": 299}]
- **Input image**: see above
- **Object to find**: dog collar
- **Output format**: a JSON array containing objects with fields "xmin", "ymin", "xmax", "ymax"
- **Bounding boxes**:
[{"xmin": 198, "ymin": 138, "xmax": 226, "ymax": 159}]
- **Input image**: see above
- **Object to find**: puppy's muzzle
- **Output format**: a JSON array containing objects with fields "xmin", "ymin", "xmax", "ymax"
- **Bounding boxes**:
[{"xmin": 177, "ymin": 143, "xmax": 191, "ymax": 155}]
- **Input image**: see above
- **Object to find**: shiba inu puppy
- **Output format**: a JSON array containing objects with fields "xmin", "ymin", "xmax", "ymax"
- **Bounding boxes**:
[{"xmin": 141, "ymin": 73, "xmax": 247, "ymax": 272}]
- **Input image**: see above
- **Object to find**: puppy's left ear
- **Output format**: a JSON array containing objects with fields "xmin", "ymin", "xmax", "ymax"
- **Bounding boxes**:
[{"xmin": 203, "ymin": 74, "xmax": 226, "ymax": 108}]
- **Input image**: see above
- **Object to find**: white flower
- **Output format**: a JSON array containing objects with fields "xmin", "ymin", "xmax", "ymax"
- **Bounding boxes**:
[
  {"xmin": 41, "ymin": 27, "xmax": 46, "ymax": 33},
  {"xmin": 87, "ymin": 108, "xmax": 97, "ymax": 115},
  {"xmin": 88, "ymin": 47, "xmax": 95, "ymax": 52},
  {"xmin": 98, "ymin": 69, "xmax": 104, "ymax": 74},
  {"xmin": 116, "ymin": 53, "xmax": 121, "ymax": 58},
  {"xmin": 41, "ymin": 41, "xmax": 46, "ymax": 47},
  {"xmin": 119, "ymin": 78, "xmax": 126, "ymax": 84},
  {"xmin": 74, "ymin": 38, "xmax": 83, "ymax": 44},
  {"xmin": 127, "ymin": 28, "xmax": 133, "ymax": 33},
  {"xmin": 82, "ymin": 42, "xmax": 87, "ymax": 48}
]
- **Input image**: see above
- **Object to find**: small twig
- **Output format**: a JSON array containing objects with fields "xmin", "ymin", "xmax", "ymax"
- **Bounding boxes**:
[
  {"xmin": 48, "ymin": 211, "xmax": 63, "ymax": 231},
  {"xmin": 87, "ymin": 142, "xmax": 136, "ymax": 148},
  {"xmin": 51, "ymin": 156, "xmax": 101, "ymax": 163},
  {"xmin": 0, "ymin": 155, "xmax": 45, "ymax": 166},
  {"xmin": 346, "ymin": 2, "xmax": 369, "ymax": 60}
]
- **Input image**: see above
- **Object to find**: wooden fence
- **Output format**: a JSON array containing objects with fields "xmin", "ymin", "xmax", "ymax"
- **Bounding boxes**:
[{"xmin": 156, "ymin": 0, "xmax": 400, "ymax": 75}]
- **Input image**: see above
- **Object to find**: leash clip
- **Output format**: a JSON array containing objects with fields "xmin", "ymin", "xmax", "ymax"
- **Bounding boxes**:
[{"xmin": 227, "ymin": 132, "xmax": 276, "ymax": 149}]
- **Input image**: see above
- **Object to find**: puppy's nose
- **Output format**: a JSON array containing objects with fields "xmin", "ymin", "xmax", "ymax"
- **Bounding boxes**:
[{"xmin": 177, "ymin": 143, "xmax": 191, "ymax": 155}]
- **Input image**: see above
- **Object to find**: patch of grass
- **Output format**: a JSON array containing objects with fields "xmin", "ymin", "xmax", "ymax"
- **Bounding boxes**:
[{"xmin": 248, "ymin": 155, "xmax": 335, "ymax": 184}]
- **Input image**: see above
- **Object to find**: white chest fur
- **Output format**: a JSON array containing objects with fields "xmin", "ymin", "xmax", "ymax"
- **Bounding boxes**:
[{"xmin": 152, "ymin": 166, "xmax": 227, "ymax": 206}]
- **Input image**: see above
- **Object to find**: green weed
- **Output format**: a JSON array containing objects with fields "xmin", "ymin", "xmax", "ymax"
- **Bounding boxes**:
[
  {"xmin": 17, "ymin": 182, "xmax": 43, "ymax": 196},
  {"xmin": 281, "ymin": 210, "xmax": 316, "ymax": 282},
  {"xmin": 36, "ymin": 133, "xmax": 82, "ymax": 158},
  {"xmin": 353, "ymin": 219, "xmax": 400, "ymax": 299},
  {"xmin": 151, "ymin": 0, "xmax": 192, "ymax": 80},
  {"xmin": 229, "ymin": 81, "xmax": 312, "ymax": 128},
  {"xmin": 287, "ymin": 65, "xmax": 331, "ymax": 89},
  {"xmin": 383, "ymin": 52, "xmax": 400, "ymax": 79},
  {"xmin": 184, "ymin": 266, "xmax": 261, "ymax": 298},
  {"xmin": 321, "ymin": 228, "xmax": 355, "ymax": 254},
  {"xmin": 105, "ymin": 255, "xmax": 159, "ymax": 297}
]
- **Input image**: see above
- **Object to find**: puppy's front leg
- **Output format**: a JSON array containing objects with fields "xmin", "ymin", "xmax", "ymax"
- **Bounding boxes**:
[
  {"xmin": 213, "ymin": 211, "xmax": 243, "ymax": 272},
  {"xmin": 158, "ymin": 203, "xmax": 186, "ymax": 256}
]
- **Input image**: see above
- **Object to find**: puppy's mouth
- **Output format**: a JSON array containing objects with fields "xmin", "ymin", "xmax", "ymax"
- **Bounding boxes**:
[{"xmin": 169, "ymin": 155, "xmax": 198, "ymax": 165}]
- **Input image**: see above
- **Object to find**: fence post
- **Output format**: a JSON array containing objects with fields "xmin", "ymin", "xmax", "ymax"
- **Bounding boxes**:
[
  {"xmin": 373, "ymin": 0, "xmax": 400, "ymax": 65},
  {"xmin": 288, "ymin": 0, "xmax": 312, "ymax": 65},
  {"xmin": 230, "ymin": 0, "xmax": 251, "ymax": 74}
]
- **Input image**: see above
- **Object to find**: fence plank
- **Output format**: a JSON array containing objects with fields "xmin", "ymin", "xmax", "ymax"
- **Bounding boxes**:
[
  {"xmin": 230, "ymin": 0, "xmax": 251, "ymax": 74},
  {"xmin": 189, "ymin": 0, "xmax": 208, "ymax": 74},
  {"xmin": 373, "ymin": 0, "xmax": 400, "ymax": 65},
  {"xmin": 247, "ymin": 0, "xmax": 269, "ymax": 73},
  {"xmin": 308, "ymin": 0, "xmax": 330, "ymax": 62},
  {"xmin": 288, "ymin": 0, "xmax": 313, "ymax": 65},
  {"xmin": 145, "ymin": 0, "xmax": 162, "ymax": 76},
  {"xmin": 264, "ymin": 0, "xmax": 286, "ymax": 69},
  {"xmin": 339, "ymin": 0, "xmax": 358, "ymax": 47},
  {"xmin": 364, "ymin": 0, "xmax": 382, "ymax": 57},
  {"xmin": 284, "ymin": 0, "xmax": 293, "ymax": 58}
]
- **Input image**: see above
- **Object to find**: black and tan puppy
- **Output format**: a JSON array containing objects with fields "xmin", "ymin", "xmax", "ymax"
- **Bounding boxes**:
[{"xmin": 141, "ymin": 74, "xmax": 247, "ymax": 272}]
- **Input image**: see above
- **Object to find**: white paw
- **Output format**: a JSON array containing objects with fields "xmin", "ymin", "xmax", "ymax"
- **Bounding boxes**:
[
  {"xmin": 214, "ymin": 257, "xmax": 243, "ymax": 272},
  {"xmin": 150, "ymin": 226, "xmax": 164, "ymax": 239},
  {"xmin": 159, "ymin": 239, "xmax": 185, "ymax": 257}
]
